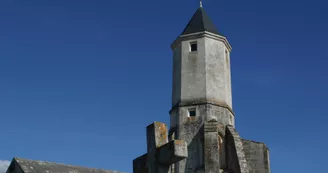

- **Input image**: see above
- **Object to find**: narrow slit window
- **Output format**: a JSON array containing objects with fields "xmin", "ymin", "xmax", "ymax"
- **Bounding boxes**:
[{"xmin": 190, "ymin": 42, "xmax": 197, "ymax": 52}]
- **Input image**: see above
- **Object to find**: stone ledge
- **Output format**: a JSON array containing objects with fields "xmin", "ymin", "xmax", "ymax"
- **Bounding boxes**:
[
  {"xmin": 171, "ymin": 31, "xmax": 232, "ymax": 51},
  {"xmin": 169, "ymin": 100, "xmax": 234, "ymax": 116}
]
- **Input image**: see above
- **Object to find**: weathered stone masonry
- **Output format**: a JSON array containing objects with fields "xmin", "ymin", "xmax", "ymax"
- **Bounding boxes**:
[
  {"xmin": 134, "ymin": 6, "xmax": 270, "ymax": 173},
  {"xmin": 133, "ymin": 122, "xmax": 188, "ymax": 173}
]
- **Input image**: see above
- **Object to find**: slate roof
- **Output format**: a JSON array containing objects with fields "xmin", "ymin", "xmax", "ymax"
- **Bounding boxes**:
[
  {"xmin": 181, "ymin": 7, "xmax": 221, "ymax": 36},
  {"xmin": 9, "ymin": 157, "xmax": 124, "ymax": 173}
]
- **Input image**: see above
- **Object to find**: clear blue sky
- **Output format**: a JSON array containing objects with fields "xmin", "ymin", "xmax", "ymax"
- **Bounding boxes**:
[{"xmin": 0, "ymin": 0, "xmax": 327, "ymax": 173}]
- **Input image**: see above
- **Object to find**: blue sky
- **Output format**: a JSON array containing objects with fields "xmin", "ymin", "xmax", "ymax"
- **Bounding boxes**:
[{"xmin": 0, "ymin": 0, "xmax": 327, "ymax": 172}]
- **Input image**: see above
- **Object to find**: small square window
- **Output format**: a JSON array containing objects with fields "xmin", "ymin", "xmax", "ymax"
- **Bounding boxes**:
[
  {"xmin": 189, "ymin": 109, "xmax": 196, "ymax": 117},
  {"xmin": 190, "ymin": 42, "xmax": 197, "ymax": 52}
]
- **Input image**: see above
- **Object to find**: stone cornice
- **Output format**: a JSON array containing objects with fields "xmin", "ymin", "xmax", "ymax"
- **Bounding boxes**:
[
  {"xmin": 171, "ymin": 31, "xmax": 232, "ymax": 51},
  {"xmin": 204, "ymin": 122, "xmax": 219, "ymax": 132},
  {"xmin": 169, "ymin": 100, "xmax": 234, "ymax": 116}
]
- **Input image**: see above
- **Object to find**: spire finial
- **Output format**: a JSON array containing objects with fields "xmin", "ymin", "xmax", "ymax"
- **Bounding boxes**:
[{"xmin": 200, "ymin": 0, "xmax": 203, "ymax": 7}]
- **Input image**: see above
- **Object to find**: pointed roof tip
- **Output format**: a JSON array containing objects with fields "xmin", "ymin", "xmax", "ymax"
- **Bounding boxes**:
[
  {"xmin": 12, "ymin": 157, "xmax": 19, "ymax": 162},
  {"xmin": 180, "ymin": 7, "xmax": 222, "ymax": 36}
]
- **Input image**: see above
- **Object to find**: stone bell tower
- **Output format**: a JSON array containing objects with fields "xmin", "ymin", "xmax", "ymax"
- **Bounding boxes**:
[
  {"xmin": 133, "ymin": 5, "xmax": 270, "ymax": 173},
  {"xmin": 170, "ymin": 6, "xmax": 234, "ymax": 129},
  {"xmin": 169, "ymin": 6, "xmax": 233, "ymax": 173},
  {"xmin": 168, "ymin": 5, "xmax": 270, "ymax": 173}
]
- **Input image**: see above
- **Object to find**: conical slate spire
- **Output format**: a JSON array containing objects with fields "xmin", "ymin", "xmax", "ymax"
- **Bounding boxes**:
[{"xmin": 181, "ymin": 7, "xmax": 221, "ymax": 36}]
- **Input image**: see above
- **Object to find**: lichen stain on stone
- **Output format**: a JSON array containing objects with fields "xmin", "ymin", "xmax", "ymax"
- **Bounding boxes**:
[
  {"xmin": 155, "ymin": 122, "xmax": 168, "ymax": 147},
  {"xmin": 174, "ymin": 140, "xmax": 184, "ymax": 145}
]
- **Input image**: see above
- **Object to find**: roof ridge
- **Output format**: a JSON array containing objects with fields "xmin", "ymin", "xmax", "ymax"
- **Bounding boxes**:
[
  {"xmin": 199, "ymin": 7, "xmax": 206, "ymax": 32},
  {"xmin": 13, "ymin": 157, "xmax": 124, "ymax": 173},
  {"xmin": 15, "ymin": 157, "xmax": 70, "ymax": 167}
]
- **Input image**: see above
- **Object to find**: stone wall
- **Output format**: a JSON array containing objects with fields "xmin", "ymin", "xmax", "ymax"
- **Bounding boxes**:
[
  {"xmin": 175, "ymin": 116, "xmax": 204, "ymax": 173},
  {"xmin": 204, "ymin": 37, "xmax": 232, "ymax": 109},
  {"xmin": 170, "ymin": 104, "xmax": 234, "ymax": 130},
  {"xmin": 171, "ymin": 34, "xmax": 233, "ymax": 116},
  {"xmin": 172, "ymin": 37, "xmax": 207, "ymax": 107},
  {"xmin": 241, "ymin": 140, "xmax": 270, "ymax": 173}
]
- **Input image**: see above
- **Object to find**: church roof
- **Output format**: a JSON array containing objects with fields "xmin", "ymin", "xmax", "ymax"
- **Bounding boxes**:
[
  {"xmin": 8, "ymin": 157, "xmax": 124, "ymax": 173},
  {"xmin": 181, "ymin": 7, "xmax": 221, "ymax": 36}
]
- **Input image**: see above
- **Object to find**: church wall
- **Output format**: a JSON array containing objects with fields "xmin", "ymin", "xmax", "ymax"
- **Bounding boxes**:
[
  {"xmin": 172, "ymin": 104, "xmax": 234, "ymax": 173},
  {"xmin": 204, "ymin": 104, "xmax": 234, "ymax": 126},
  {"xmin": 172, "ymin": 103, "xmax": 233, "ymax": 127},
  {"xmin": 172, "ymin": 44, "xmax": 182, "ymax": 107},
  {"xmin": 175, "ymin": 118, "xmax": 204, "ymax": 173},
  {"xmin": 174, "ymin": 105, "xmax": 207, "ymax": 173},
  {"xmin": 179, "ymin": 38, "xmax": 207, "ymax": 104},
  {"xmin": 173, "ymin": 103, "xmax": 233, "ymax": 173},
  {"xmin": 170, "ymin": 102, "xmax": 234, "ymax": 127},
  {"xmin": 241, "ymin": 140, "xmax": 270, "ymax": 173},
  {"xmin": 204, "ymin": 37, "xmax": 232, "ymax": 109}
]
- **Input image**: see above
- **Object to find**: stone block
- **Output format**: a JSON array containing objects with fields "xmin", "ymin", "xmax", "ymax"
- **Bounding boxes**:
[
  {"xmin": 156, "ymin": 140, "xmax": 188, "ymax": 165},
  {"xmin": 133, "ymin": 154, "xmax": 148, "ymax": 173}
]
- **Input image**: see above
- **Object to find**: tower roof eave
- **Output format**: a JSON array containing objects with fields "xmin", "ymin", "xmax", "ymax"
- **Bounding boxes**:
[{"xmin": 171, "ymin": 31, "xmax": 232, "ymax": 51}]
